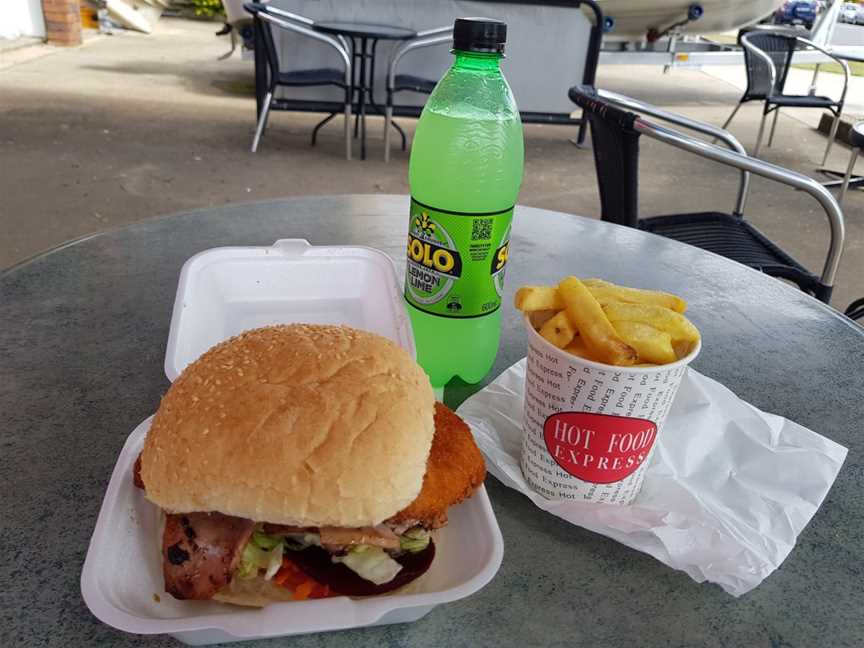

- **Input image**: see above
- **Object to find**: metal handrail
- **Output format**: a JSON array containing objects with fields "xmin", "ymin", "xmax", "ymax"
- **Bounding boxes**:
[
  {"xmin": 256, "ymin": 11, "xmax": 351, "ymax": 75},
  {"xmin": 264, "ymin": 6, "xmax": 313, "ymax": 26},
  {"xmin": 597, "ymin": 89, "xmax": 750, "ymax": 215},
  {"xmin": 633, "ymin": 117, "xmax": 845, "ymax": 286},
  {"xmin": 417, "ymin": 25, "xmax": 452, "ymax": 39},
  {"xmin": 386, "ymin": 31, "xmax": 452, "ymax": 92},
  {"xmin": 259, "ymin": 6, "xmax": 350, "ymax": 67},
  {"xmin": 797, "ymin": 36, "xmax": 850, "ymax": 105}
]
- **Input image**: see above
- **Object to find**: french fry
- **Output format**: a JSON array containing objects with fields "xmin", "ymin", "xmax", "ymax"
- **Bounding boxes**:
[
  {"xmin": 539, "ymin": 310, "xmax": 577, "ymax": 349},
  {"xmin": 565, "ymin": 335, "xmax": 604, "ymax": 363},
  {"xmin": 558, "ymin": 277, "xmax": 637, "ymax": 366},
  {"xmin": 528, "ymin": 309, "xmax": 558, "ymax": 331},
  {"xmin": 672, "ymin": 339, "xmax": 695, "ymax": 360},
  {"xmin": 514, "ymin": 286, "xmax": 564, "ymax": 312},
  {"xmin": 584, "ymin": 278, "xmax": 687, "ymax": 313},
  {"xmin": 603, "ymin": 301, "xmax": 700, "ymax": 345},
  {"xmin": 611, "ymin": 320, "xmax": 676, "ymax": 365},
  {"xmin": 516, "ymin": 281, "xmax": 688, "ymax": 314}
]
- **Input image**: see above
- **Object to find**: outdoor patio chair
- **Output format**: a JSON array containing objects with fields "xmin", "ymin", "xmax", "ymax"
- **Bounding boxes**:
[
  {"xmin": 383, "ymin": 26, "xmax": 453, "ymax": 163},
  {"xmin": 569, "ymin": 85, "xmax": 844, "ymax": 304},
  {"xmin": 722, "ymin": 30, "xmax": 849, "ymax": 164},
  {"xmin": 244, "ymin": 3, "xmax": 352, "ymax": 159},
  {"xmin": 829, "ymin": 120, "xmax": 864, "ymax": 208},
  {"xmin": 846, "ymin": 298, "xmax": 864, "ymax": 321}
]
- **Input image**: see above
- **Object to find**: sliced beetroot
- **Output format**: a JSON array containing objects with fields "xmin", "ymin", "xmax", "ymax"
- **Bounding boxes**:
[{"xmin": 286, "ymin": 542, "xmax": 435, "ymax": 596}]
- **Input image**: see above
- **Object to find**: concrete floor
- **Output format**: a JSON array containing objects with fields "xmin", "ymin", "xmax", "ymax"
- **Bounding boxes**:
[{"xmin": 1, "ymin": 18, "xmax": 862, "ymax": 309}]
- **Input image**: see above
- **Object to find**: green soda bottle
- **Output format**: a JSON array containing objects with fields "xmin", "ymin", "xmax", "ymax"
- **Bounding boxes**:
[{"xmin": 404, "ymin": 17, "xmax": 524, "ymax": 388}]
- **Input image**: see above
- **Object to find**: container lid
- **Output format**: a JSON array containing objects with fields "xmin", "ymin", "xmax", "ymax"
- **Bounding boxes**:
[
  {"xmin": 453, "ymin": 17, "xmax": 507, "ymax": 54},
  {"xmin": 164, "ymin": 239, "xmax": 415, "ymax": 382}
]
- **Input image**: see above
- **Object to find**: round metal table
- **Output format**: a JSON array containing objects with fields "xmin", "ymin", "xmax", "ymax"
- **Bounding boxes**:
[
  {"xmin": 313, "ymin": 21, "xmax": 417, "ymax": 160},
  {"xmin": 2, "ymin": 195, "xmax": 862, "ymax": 647}
]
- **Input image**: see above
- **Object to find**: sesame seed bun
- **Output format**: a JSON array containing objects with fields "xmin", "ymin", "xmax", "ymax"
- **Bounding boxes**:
[{"xmin": 140, "ymin": 324, "xmax": 435, "ymax": 527}]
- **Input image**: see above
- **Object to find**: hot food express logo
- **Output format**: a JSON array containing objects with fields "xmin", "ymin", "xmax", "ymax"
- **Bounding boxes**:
[
  {"xmin": 543, "ymin": 412, "xmax": 657, "ymax": 483},
  {"xmin": 406, "ymin": 210, "xmax": 463, "ymax": 306}
]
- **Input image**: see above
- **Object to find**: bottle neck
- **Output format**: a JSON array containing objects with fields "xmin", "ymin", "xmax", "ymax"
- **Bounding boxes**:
[{"xmin": 452, "ymin": 50, "xmax": 503, "ymax": 71}]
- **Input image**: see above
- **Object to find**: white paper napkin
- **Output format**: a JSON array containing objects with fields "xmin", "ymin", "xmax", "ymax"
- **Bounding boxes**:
[{"xmin": 457, "ymin": 359, "xmax": 848, "ymax": 596}]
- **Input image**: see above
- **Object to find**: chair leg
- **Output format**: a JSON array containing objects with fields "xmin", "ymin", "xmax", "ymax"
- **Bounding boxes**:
[
  {"xmin": 311, "ymin": 112, "xmax": 338, "ymax": 147},
  {"xmin": 753, "ymin": 108, "xmax": 770, "ymax": 157},
  {"xmin": 384, "ymin": 103, "xmax": 393, "ymax": 163},
  {"xmin": 838, "ymin": 149, "xmax": 859, "ymax": 207},
  {"xmin": 218, "ymin": 29, "xmax": 237, "ymax": 61},
  {"xmin": 344, "ymin": 101, "xmax": 352, "ymax": 161},
  {"xmin": 251, "ymin": 91, "xmax": 273, "ymax": 153},
  {"xmin": 721, "ymin": 102, "xmax": 742, "ymax": 131},
  {"xmin": 767, "ymin": 108, "xmax": 780, "ymax": 148},
  {"xmin": 821, "ymin": 110, "xmax": 842, "ymax": 167}
]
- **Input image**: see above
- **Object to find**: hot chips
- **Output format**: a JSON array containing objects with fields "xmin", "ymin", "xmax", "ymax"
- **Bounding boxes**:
[
  {"xmin": 583, "ymin": 278, "xmax": 687, "ymax": 314},
  {"xmin": 602, "ymin": 302, "xmax": 700, "ymax": 346},
  {"xmin": 538, "ymin": 310, "xmax": 577, "ymax": 349},
  {"xmin": 611, "ymin": 320, "xmax": 676, "ymax": 365},
  {"xmin": 515, "ymin": 276, "xmax": 699, "ymax": 366},
  {"xmin": 558, "ymin": 277, "xmax": 637, "ymax": 366},
  {"xmin": 527, "ymin": 309, "xmax": 558, "ymax": 331},
  {"xmin": 564, "ymin": 335, "xmax": 602, "ymax": 362},
  {"xmin": 514, "ymin": 286, "xmax": 564, "ymax": 312}
]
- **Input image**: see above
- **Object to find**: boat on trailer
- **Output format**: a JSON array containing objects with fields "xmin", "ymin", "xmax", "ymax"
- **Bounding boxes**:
[{"xmin": 598, "ymin": 0, "xmax": 783, "ymax": 41}]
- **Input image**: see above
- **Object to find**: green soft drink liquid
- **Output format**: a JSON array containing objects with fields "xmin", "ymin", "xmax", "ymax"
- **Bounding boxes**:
[{"xmin": 405, "ymin": 37, "xmax": 524, "ymax": 388}]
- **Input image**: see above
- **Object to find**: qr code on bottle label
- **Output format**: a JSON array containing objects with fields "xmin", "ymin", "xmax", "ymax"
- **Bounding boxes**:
[{"xmin": 471, "ymin": 218, "xmax": 494, "ymax": 241}]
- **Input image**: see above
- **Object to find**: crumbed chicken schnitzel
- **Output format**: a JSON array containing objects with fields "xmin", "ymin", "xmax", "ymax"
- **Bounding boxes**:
[{"xmin": 388, "ymin": 402, "xmax": 486, "ymax": 529}]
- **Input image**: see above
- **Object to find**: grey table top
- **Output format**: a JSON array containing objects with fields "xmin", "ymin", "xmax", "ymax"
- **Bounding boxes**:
[{"xmin": 2, "ymin": 194, "xmax": 863, "ymax": 648}]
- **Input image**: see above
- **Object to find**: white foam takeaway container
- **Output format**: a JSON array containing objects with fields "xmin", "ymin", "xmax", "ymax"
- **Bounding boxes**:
[
  {"xmin": 163, "ymin": 239, "xmax": 416, "ymax": 381},
  {"xmin": 81, "ymin": 239, "xmax": 504, "ymax": 644}
]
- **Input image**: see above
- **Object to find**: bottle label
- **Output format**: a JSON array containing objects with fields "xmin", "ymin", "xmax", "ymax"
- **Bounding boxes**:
[{"xmin": 404, "ymin": 197, "xmax": 512, "ymax": 318}]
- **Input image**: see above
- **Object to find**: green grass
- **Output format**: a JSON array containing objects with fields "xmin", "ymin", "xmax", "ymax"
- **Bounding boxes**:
[{"xmin": 793, "ymin": 61, "xmax": 864, "ymax": 77}]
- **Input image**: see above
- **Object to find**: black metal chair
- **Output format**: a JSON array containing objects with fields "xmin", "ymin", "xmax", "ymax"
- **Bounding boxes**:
[
  {"xmin": 722, "ymin": 30, "xmax": 849, "ymax": 163},
  {"xmin": 569, "ymin": 85, "xmax": 844, "ymax": 304},
  {"xmin": 846, "ymin": 298, "xmax": 864, "ymax": 321},
  {"xmin": 835, "ymin": 121, "xmax": 864, "ymax": 207},
  {"xmin": 244, "ymin": 3, "xmax": 352, "ymax": 159},
  {"xmin": 383, "ymin": 26, "xmax": 452, "ymax": 163}
]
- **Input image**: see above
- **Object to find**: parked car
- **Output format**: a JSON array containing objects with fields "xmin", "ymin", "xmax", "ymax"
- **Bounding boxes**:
[
  {"xmin": 856, "ymin": 4, "xmax": 864, "ymax": 24},
  {"xmin": 774, "ymin": 0, "xmax": 818, "ymax": 29},
  {"xmin": 839, "ymin": 2, "xmax": 860, "ymax": 23}
]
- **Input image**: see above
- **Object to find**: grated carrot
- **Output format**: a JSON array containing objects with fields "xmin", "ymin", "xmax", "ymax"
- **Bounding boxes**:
[
  {"xmin": 292, "ymin": 580, "xmax": 315, "ymax": 601},
  {"xmin": 274, "ymin": 557, "xmax": 337, "ymax": 599}
]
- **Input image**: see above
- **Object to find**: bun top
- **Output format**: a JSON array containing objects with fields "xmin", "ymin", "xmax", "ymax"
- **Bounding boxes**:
[{"xmin": 140, "ymin": 324, "xmax": 435, "ymax": 527}]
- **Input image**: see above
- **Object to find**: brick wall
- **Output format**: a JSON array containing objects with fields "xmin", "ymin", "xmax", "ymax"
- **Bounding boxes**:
[{"xmin": 41, "ymin": 0, "xmax": 82, "ymax": 46}]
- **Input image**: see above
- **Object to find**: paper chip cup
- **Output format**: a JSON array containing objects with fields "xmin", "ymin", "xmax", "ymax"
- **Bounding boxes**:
[{"xmin": 521, "ymin": 315, "xmax": 701, "ymax": 505}]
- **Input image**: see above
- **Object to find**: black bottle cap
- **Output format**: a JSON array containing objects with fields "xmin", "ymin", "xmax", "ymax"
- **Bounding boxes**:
[{"xmin": 452, "ymin": 17, "xmax": 507, "ymax": 54}]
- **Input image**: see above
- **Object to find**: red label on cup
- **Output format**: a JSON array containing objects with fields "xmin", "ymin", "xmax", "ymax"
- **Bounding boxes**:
[{"xmin": 543, "ymin": 412, "xmax": 657, "ymax": 484}]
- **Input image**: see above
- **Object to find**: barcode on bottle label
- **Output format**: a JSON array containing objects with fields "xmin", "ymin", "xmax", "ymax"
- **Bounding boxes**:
[{"xmin": 471, "ymin": 218, "xmax": 494, "ymax": 241}]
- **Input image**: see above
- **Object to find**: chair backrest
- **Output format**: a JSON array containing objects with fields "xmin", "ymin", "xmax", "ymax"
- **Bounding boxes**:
[
  {"xmin": 569, "ymin": 85, "xmax": 640, "ymax": 227},
  {"xmin": 244, "ymin": 3, "xmax": 280, "ymax": 85},
  {"xmin": 846, "ymin": 297, "xmax": 864, "ymax": 322},
  {"xmin": 570, "ymin": 85, "xmax": 845, "ymax": 303},
  {"xmin": 739, "ymin": 30, "xmax": 798, "ymax": 100}
]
